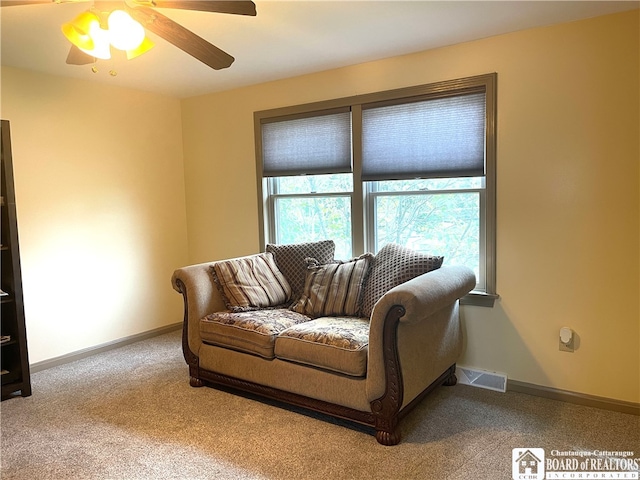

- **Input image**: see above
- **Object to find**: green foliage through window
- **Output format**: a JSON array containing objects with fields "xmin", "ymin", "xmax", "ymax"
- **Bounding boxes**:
[
  {"xmin": 274, "ymin": 194, "xmax": 352, "ymax": 260},
  {"xmin": 374, "ymin": 191, "xmax": 480, "ymax": 278}
]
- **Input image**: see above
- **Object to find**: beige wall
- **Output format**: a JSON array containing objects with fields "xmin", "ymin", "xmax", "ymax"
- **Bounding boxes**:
[
  {"xmin": 1, "ymin": 67, "xmax": 189, "ymax": 364},
  {"xmin": 181, "ymin": 11, "xmax": 639, "ymax": 402}
]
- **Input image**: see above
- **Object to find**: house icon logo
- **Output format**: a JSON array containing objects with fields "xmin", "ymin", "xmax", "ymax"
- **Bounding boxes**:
[{"xmin": 512, "ymin": 448, "xmax": 545, "ymax": 480}]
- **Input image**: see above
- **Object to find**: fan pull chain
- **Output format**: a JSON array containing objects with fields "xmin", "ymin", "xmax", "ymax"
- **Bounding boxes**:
[
  {"xmin": 109, "ymin": 56, "xmax": 118, "ymax": 76},
  {"xmin": 89, "ymin": 60, "xmax": 117, "ymax": 77}
]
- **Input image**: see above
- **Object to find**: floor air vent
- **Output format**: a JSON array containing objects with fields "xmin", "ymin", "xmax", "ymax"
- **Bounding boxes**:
[{"xmin": 456, "ymin": 366, "xmax": 507, "ymax": 393}]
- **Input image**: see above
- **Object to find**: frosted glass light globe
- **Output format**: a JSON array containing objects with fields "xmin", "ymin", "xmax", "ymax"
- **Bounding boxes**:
[
  {"xmin": 79, "ymin": 20, "xmax": 111, "ymax": 59},
  {"xmin": 108, "ymin": 10, "xmax": 145, "ymax": 51}
]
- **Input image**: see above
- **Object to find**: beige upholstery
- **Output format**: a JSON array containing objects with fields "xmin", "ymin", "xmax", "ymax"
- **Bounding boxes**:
[
  {"xmin": 172, "ymin": 254, "xmax": 476, "ymax": 444},
  {"xmin": 366, "ymin": 266, "xmax": 474, "ymax": 405},
  {"xmin": 199, "ymin": 343, "xmax": 371, "ymax": 412}
]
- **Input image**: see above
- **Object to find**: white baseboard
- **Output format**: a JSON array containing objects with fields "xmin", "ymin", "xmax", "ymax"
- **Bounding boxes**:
[{"xmin": 30, "ymin": 322, "xmax": 182, "ymax": 373}]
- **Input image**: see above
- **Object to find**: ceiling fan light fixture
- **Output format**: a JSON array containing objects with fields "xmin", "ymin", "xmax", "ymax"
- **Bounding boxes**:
[
  {"xmin": 55, "ymin": 0, "xmax": 256, "ymax": 70},
  {"xmin": 108, "ymin": 10, "xmax": 146, "ymax": 51},
  {"xmin": 79, "ymin": 21, "xmax": 111, "ymax": 60},
  {"xmin": 61, "ymin": 11, "xmax": 100, "ymax": 51}
]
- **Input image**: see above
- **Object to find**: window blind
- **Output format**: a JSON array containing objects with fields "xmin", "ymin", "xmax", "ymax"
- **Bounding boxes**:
[
  {"xmin": 361, "ymin": 92, "xmax": 486, "ymax": 181},
  {"xmin": 261, "ymin": 110, "xmax": 352, "ymax": 177}
]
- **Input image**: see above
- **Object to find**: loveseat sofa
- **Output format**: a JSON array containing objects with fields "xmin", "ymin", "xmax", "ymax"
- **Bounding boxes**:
[{"xmin": 171, "ymin": 241, "xmax": 475, "ymax": 445}]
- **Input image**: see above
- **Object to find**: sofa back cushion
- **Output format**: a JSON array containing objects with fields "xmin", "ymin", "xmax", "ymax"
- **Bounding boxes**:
[
  {"xmin": 291, "ymin": 253, "xmax": 373, "ymax": 318},
  {"xmin": 360, "ymin": 243, "xmax": 444, "ymax": 318},
  {"xmin": 266, "ymin": 240, "xmax": 335, "ymax": 300},
  {"xmin": 211, "ymin": 253, "xmax": 292, "ymax": 312}
]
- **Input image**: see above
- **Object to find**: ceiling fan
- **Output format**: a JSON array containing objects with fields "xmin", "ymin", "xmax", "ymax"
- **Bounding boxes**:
[{"xmin": 0, "ymin": 0, "xmax": 257, "ymax": 70}]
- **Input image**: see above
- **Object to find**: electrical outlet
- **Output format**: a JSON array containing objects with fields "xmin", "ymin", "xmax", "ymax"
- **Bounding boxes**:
[
  {"xmin": 559, "ymin": 327, "xmax": 575, "ymax": 352},
  {"xmin": 559, "ymin": 338, "xmax": 574, "ymax": 352}
]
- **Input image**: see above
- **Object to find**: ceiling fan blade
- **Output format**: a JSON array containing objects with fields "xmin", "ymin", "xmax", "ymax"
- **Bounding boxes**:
[
  {"xmin": 127, "ymin": 6, "xmax": 235, "ymax": 70},
  {"xmin": 133, "ymin": 1, "xmax": 256, "ymax": 16},
  {"xmin": 66, "ymin": 44, "xmax": 94, "ymax": 65}
]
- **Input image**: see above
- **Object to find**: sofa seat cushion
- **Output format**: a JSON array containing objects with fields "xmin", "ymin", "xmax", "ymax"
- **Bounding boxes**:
[
  {"xmin": 200, "ymin": 309, "xmax": 311, "ymax": 359},
  {"xmin": 274, "ymin": 317, "xmax": 370, "ymax": 377}
]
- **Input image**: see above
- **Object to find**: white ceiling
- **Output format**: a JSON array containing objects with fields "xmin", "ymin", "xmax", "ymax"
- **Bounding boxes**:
[{"xmin": 1, "ymin": 1, "xmax": 638, "ymax": 99}]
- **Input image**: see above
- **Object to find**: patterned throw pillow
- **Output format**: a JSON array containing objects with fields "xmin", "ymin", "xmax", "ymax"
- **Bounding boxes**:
[
  {"xmin": 291, "ymin": 253, "xmax": 373, "ymax": 318},
  {"xmin": 211, "ymin": 253, "xmax": 292, "ymax": 312},
  {"xmin": 360, "ymin": 243, "xmax": 444, "ymax": 318},
  {"xmin": 266, "ymin": 240, "xmax": 335, "ymax": 300}
]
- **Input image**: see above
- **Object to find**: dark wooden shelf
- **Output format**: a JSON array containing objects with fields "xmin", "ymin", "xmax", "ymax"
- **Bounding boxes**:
[
  {"xmin": 1, "ymin": 119, "xmax": 31, "ymax": 400},
  {"xmin": 1, "ymin": 369, "xmax": 21, "ymax": 386}
]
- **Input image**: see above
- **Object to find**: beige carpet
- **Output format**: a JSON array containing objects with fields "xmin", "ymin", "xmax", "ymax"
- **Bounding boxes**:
[{"xmin": 1, "ymin": 330, "xmax": 638, "ymax": 479}]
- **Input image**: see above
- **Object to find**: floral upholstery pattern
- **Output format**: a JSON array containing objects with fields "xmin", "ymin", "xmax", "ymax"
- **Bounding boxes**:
[
  {"xmin": 275, "ymin": 317, "xmax": 370, "ymax": 377},
  {"xmin": 200, "ymin": 309, "xmax": 311, "ymax": 359},
  {"xmin": 278, "ymin": 317, "xmax": 369, "ymax": 349}
]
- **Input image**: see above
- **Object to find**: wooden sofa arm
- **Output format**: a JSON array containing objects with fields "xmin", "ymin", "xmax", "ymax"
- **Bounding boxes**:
[{"xmin": 365, "ymin": 266, "xmax": 476, "ymax": 443}]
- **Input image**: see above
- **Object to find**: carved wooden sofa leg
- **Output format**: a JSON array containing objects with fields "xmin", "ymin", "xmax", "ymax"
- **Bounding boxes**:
[
  {"xmin": 443, "ymin": 364, "xmax": 458, "ymax": 386},
  {"xmin": 372, "ymin": 363, "xmax": 458, "ymax": 445},
  {"xmin": 190, "ymin": 377, "xmax": 204, "ymax": 387},
  {"xmin": 374, "ymin": 416, "xmax": 401, "ymax": 446}
]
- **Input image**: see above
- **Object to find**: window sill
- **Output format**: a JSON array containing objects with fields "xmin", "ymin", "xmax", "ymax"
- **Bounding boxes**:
[{"xmin": 461, "ymin": 291, "xmax": 499, "ymax": 307}]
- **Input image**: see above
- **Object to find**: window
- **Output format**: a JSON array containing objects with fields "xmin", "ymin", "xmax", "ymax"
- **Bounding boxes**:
[
  {"xmin": 368, "ymin": 177, "xmax": 486, "ymax": 290},
  {"xmin": 255, "ymin": 74, "xmax": 497, "ymax": 306},
  {"xmin": 268, "ymin": 173, "xmax": 353, "ymax": 260}
]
